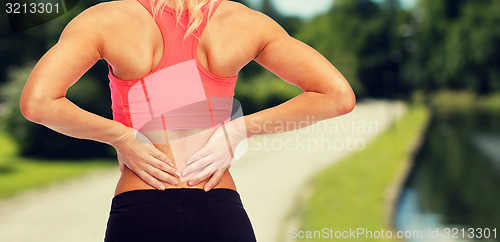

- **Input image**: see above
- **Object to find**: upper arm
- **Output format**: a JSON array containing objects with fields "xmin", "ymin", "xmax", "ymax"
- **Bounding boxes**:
[
  {"xmin": 253, "ymin": 13, "xmax": 353, "ymax": 98},
  {"xmin": 21, "ymin": 3, "xmax": 108, "ymax": 105}
]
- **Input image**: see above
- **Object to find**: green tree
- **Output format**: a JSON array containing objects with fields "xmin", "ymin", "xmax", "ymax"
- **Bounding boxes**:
[
  {"xmin": 296, "ymin": 0, "xmax": 412, "ymax": 98},
  {"xmin": 1, "ymin": 1, "xmax": 114, "ymax": 158},
  {"xmin": 406, "ymin": 0, "xmax": 500, "ymax": 94}
]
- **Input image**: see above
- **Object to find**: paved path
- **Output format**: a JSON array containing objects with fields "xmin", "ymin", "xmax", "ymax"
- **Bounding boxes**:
[{"xmin": 0, "ymin": 100, "xmax": 406, "ymax": 242}]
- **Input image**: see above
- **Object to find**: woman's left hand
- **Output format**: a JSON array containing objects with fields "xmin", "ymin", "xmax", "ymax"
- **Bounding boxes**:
[
  {"xmin": 181, "ymin": 120, "xmax": 246, "ymax": 191},
  {"xmin": 201, "ymin": 164, "xmax": 231, "ymax": 191}
]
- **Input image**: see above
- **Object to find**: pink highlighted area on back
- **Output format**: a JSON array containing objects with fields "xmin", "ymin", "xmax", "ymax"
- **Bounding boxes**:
[{"xmin": 128, "ymin": 60, "xmax": 213, "ymax": 131}]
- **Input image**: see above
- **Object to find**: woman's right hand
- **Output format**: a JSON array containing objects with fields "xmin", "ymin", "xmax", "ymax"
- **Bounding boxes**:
[{"xmin": 111, "ymin": 128, "xmax": 180, "ymax": 190}]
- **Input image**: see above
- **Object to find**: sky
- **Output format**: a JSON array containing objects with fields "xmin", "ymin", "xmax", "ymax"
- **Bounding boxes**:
[{"xmin": 246, "ymin": 0, "xmax": 418, "ymax": 19}]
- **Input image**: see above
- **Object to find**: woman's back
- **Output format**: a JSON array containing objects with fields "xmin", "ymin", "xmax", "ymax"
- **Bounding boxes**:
[{"xmin": 85, "ymin": 0, "xmax": 267, "ymax": 193}]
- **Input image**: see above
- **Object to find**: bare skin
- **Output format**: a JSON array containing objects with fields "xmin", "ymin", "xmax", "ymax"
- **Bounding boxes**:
[{"xmin": 20, "ymin": 0, "xmax": 355, "ymax": 196}]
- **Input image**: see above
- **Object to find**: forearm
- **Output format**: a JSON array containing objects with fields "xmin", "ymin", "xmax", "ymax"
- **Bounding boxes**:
[
  {"xmin": 21, "ymin": 97, "xmax": 128, "ymax": 146},
  {"xmin": 232, "ymin": 90, "xmax": 354, "ymax": 140}
]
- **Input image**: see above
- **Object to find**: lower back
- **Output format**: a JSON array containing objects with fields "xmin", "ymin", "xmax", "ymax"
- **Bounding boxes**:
[{"xmin": 114, "ymin": 128, "xmax": 237, "ymax": 196}]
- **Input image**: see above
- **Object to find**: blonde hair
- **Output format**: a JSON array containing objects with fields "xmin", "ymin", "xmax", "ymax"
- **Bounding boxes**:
[{"xmin": 149, "ymin": 0, "xmax": 217, "ymax": 39}]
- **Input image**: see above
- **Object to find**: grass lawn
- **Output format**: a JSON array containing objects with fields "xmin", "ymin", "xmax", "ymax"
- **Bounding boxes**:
[
  {"xmin": 0, "ymin": 131, "xmax": 115, "ymax": 199},
  {"xmin": 297, "ymin": 105, "xmax": 430, "ymax": 241}
]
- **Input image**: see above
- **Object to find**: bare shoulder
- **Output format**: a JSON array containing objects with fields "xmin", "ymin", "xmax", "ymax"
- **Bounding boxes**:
[
  {"xmin": 216, "ymin": 0, "xmax": 289, "ymax": 58},
  {"xmin": 63, "ymin": 0, "xmax": 150, "ymax": 35},
  {"xmin": 60, "ymin": 0, "xmax": 157, "ymax": 61},
  {"xmin": 218, "ymin": 0, "xmax": 255, "ymax": 16},
  {"xmin": 219, "ymin": 0, "xmax": 286, "ymax": 32}
]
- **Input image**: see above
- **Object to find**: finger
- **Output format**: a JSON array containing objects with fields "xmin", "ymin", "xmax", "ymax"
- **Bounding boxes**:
[
  {"xmin": 144, "ymin": 164, "xmax": 179, "ymax": 186},
  {"xmin": 187, "ymin": 170, "xmax": 212, "ymax": 187},
  {"xmin": 117, "ymin": 153, "xmax": 126, "ymax": 172},
  {"xmin": 150, "ymin": 149, "xmax": 174, "ymax": 167},
  {"xmin": 187, "ymin": 163, "xmax": 217, "ymax": 186},
  {"xmin": 135, "ymin": 169, "xmax": 166, "ymax": 190},
  {"xmin": 149, "ymin": 159, "xmax": 180, "ymax": 178},
  {"xmin": 116, "ymin": 153, "xmax": 123, "ymax": 165},
  {"xmin": 182, "ymin": 154, "xmax": 213, "ymax": 177},
  {"xmin": 186, "ymin": 147, "xmax": 209, "ymax": 165},
  {"xmin": 203, "ymin": 168, "xmax": 227, "ymax": 192}
]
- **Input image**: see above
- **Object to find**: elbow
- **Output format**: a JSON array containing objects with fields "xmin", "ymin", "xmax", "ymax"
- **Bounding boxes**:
[
  {"xmin": 339, "ymin": 87, "xmax": 356, "ymax": 115},
  {"xmin": 19, "ymin": 95, "xmax": 46, "ymax": 124},
  {"xmin": 327, "ymin": 86, "xmax": 356, "ymax": 117}
]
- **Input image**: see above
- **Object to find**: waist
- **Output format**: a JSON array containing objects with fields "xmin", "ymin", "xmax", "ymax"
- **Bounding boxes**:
[
  {"xmin": 114, "ymin": 127, "xmax": 235, "ymax": 196},
  {"xmin": 111, "ymin": 188, "xmax": 243, "ymax": 206},
  {"xmin": 114, "ymin": 166, "xmax": 237, "ymax": 197}
]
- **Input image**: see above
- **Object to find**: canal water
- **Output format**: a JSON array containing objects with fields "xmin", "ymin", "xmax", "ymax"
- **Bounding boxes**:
[{"xmin": 394, "ymin": 111, "xmax": 500, "ymax": 241}]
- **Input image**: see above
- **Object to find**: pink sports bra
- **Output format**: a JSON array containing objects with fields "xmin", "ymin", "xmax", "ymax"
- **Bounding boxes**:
[{"xmin": 108, "ymin": 0, "xmax": 237, "ymax": 131}]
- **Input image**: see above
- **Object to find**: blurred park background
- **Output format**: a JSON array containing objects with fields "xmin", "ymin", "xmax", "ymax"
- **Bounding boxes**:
[{"xmin": 1, "ymin": 0, "xmax": 499, "ymax": 241}]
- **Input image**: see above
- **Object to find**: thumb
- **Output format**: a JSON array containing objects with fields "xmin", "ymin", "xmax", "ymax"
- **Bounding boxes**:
[
  {"xmin": 117, "ymin": 153, "xmax": 126, "ymax": 172},
  {"xmin": 187, "ymin": 147, "xmax": 208, "ymax": 165}
]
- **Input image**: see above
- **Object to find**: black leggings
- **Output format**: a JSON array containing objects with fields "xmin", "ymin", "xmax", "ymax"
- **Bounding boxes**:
[{"xmin": 104, "ymin": 188, "xmax": 256, "ymax": 242}]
